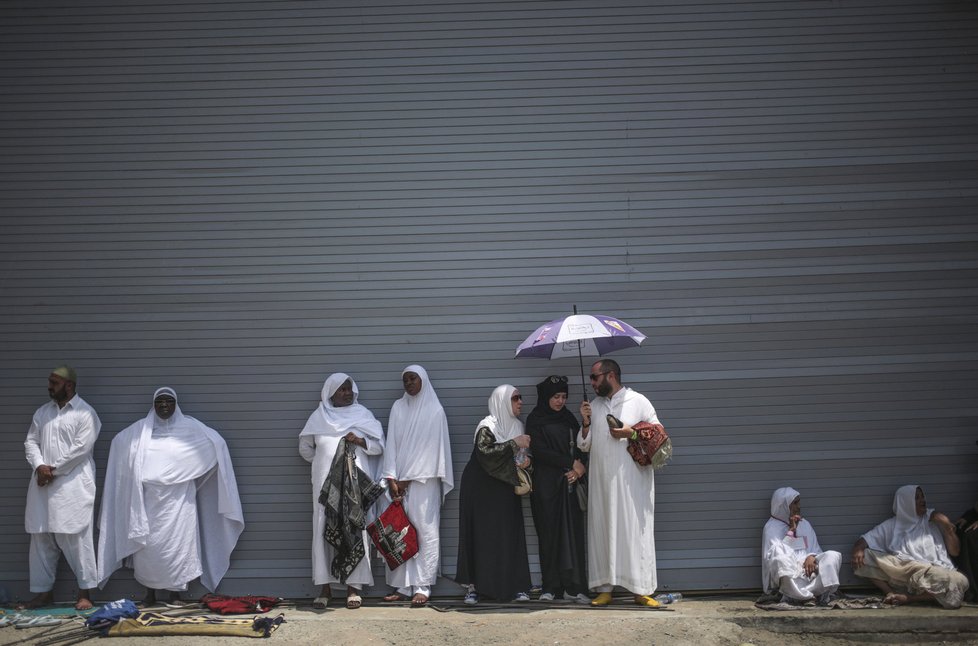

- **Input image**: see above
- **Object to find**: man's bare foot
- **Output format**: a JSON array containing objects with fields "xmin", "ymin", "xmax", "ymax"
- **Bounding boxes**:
[
  {"xmin": 75, "ymin": 591, "xmax": 94, "ymax": 611},
  {"xmin": 16, "ymin": 591, "xmax": 54, "ymax": 610},
  {"xmin": 884, "ymin": 592, "xmax": 909, "ymax": 605}
]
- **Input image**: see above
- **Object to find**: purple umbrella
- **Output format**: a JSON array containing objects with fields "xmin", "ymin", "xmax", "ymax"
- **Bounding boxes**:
[{"xmin": 515, "ymin": 307, "xmax": 646, "ymax": 398}]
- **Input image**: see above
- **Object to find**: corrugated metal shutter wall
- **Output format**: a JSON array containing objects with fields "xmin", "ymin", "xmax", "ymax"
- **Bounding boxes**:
[{"xmin": 1, "ymin": 0, "xmax": 976, "ymax": 599}]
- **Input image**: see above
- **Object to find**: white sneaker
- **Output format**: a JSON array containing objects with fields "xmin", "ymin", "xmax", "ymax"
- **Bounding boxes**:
[
  {"xmin": 538, "ymin": 592, "xmax": 555, "ymax": 602},
  {"xmin": 564, "ymin": 592, "xmax": 591, "ymax": 605},
  {"xmin": 513, "ymin": 592, "xmax": 530, "ymax": 602}
]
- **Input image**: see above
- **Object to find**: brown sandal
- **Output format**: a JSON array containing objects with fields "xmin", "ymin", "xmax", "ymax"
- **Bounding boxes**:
[{"xmin": 383, "ymin": 592, "xmax": 409, "ymax": 602}]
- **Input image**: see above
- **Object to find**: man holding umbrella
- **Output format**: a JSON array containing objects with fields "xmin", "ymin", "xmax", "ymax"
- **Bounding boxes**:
[{"xmin": 579, "ymin": 358, "xmax": 663, "ymax": 607}]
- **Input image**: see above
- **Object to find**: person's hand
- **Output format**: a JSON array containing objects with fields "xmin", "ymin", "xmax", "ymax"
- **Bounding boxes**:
[
  {"xmin": 572, "ymin": 459, "xmax": 586, "ymax": 477},
  {"xmin": 35, "ymin": 465, "xmax": 54, "ymax": 487},
  {"xmin": 851, "ymin": 547, "xmax": 865, "ymax": 570},
  {"xmin": 513, "ymin": 434, "xmax": 531, "ymax": 449},
  {"xmin": 387, "ymin": 478, "xmax": 401, "ymax": 499},
  {"xmin": 788, "ymin": 514, "xmax": 801, "ymax": 533},
  {"xmin": 344, "ymin": 432, "xmax": 366, "ymax": 448},
  {"xmin": 608, "ymin": 423, "xmax": 633, "ymax": 440},
  {"xmin": 564, "ymin": 470, "xmax": 577, "ymax": 483},
  {"xmin": 803, "ymin": 554, "xmax": 818, "ymax": 577},
  {"xmin": 579, "ymin": 401, "xmax": 591, "ymax": 426},
  {"xmin": 967, "ymin": 520, "xmax": 978, "ymax": 533},
  {"xmin": 956, "ymin": 517, "xmax": 967, "ymax": 529}
]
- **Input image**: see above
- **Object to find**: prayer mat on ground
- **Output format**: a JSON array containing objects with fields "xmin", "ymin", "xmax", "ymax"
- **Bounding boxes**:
[
  {"xmin": 106, "ymin": 612, "xmax": 285, "ymax": 638},
  {"xmin": 754, "ymin": 593, "xmax": 887, "ymax": 610}
]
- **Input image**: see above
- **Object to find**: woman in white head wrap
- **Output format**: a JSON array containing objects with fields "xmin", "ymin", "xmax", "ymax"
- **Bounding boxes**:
[
  {"xmin": 299, "ymin": 373, "xmax": 384, "ymax": 609},
  {"xmin": 97, "ymin": 387, "xmax": 244, "ymax": 605},
  {"xmin": 455, "ymin": 384, "xmax": 532, "ymax": 604},
  {"xmin": 761, "ymin": 487, "xmax": 840, "ymax": 603},
  {"xmin": 379, "ymin": 366, "xmax": 454, "ymax": 607},
  {"xmin": 852, "ymin": 485, "xmax": 967, "ymax": 608}
]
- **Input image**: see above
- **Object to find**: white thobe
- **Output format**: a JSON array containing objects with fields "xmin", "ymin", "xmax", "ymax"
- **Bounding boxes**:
[
  {"xmin": 24, "ymin": 395, "xmax": 101, "ymax": 591},
  {"xmin": 578, "ymin": 387, "xmax": 659, "ymax": 595},
  {"xmin": 761, "ymin": 518, "xmax": 841, "ymax": 600},
  {"xmin": 300, "ymin": 433, "xmax": 383, "ymax": 588}
]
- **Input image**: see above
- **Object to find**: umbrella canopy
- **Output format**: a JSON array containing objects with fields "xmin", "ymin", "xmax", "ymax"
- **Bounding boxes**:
[{"xmin": 515, "ymin": 313, "xmax": 646, "ymax": 360}]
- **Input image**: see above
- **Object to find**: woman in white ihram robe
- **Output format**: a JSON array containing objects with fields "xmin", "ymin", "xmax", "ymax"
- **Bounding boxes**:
[
  {"xmin": 97, "ymin": 387, "xmax": 244, "ymax": 601},
  {"xmin": 379, "ymin": 365, "xmax": 454, "ymax": 607},
  {"xmin": 761, "ymin": 487, "xmax": 841, "ymax": 604},
  {"xmin": 299, "ymin": 373, "xmax": 385, "ymax": 609}
]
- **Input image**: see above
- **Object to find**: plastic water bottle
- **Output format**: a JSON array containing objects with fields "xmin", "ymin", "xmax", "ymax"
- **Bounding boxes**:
[
  {"xmin": 514, "ymin": 447, "xmax": 529, "ymax": 465},
  {"xmin": 653, "ymin": 592, "xmax": 682, "ymax": 604}
]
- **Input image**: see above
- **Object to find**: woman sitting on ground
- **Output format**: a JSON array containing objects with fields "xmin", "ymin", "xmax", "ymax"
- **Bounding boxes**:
[{"xmin": 852, "ymin": 485, "xmax": 968, "ymax": 608}]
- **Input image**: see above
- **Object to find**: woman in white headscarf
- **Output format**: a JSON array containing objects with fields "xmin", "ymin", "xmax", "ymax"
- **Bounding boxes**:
[
  {"xmin": 455, "ymin": 384, "xmax": 532, "ymax": 604},
  {"xmin": 379, "ymin": 365, "xmax": 454, "ymax": 608},
  {"xmin": 761, "ymin": 487, "xmax": 840, "ymax": 604},
  {"xmin": 97, "ymin": 387, "xmax": 244, "ymax": 605},
  {"xmin": 852, "ymin": 485, "xmax": 967, "ymax": 608},
  {"xmin": 299, "ymin": 373, "xmax": 385, "ymax": 610}
]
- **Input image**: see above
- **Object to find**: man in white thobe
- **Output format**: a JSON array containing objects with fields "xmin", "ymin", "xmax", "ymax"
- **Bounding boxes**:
[
  {"xmin": 578, "ymin": 359, "xmax": 662, "ymax": 607},
  {"xmin": 380, "ymin": 365, "xmax": 454, "ymax": 607},
  {"xmin": 97, "ymin": 387, "xmax": 244, "ymax": 605},
  {"xmin": 22, "ymin": 366, "xmax": 100, "ymax": 610}
]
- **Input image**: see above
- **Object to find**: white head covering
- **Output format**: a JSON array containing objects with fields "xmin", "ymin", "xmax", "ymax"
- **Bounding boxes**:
[
  {"xmin": 770, "ymin": 487, "xmax": 800, "ymax": 524},
  {"xmin": 299, "ymin": 372, "xmax": 384, "ymax": 443},
  {"xmin": 141, "ymin": 386, "xmax": 217, "ymax": 483},
  {"xmin": 381, "ymin": 365, "xmax": 455, "ymax": 497},
  {"xmin": 861, "ymin": 484, "xmax": 954, "ymax": 569},
  {"xmin": 477, "ymin": 384, "xmax": 523, "ymax": 442}
]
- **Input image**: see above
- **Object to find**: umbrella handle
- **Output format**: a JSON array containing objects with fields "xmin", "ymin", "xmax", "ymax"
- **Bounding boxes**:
[{"xmin": 574, "ymin": 304, "xmax": 589, "ymax": 402}]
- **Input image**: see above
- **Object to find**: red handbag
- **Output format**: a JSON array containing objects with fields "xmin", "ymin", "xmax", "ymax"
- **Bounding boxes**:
[
  {"xmin": 367, "ymin": 499, "xmax": 419, "ymax": 569},
  {"xmin": 607, "ymin": 415, "xmax": 672, "ymax": 469}
]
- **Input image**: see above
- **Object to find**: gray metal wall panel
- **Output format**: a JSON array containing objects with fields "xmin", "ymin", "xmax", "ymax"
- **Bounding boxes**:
[{"xmin": 1, "ymin": 0, "xmax": 977, "ymax": 600}]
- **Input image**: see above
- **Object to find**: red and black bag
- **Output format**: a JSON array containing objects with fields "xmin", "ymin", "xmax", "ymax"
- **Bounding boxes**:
[
  {"xmin": 367, "ymin": 499, "xmax": 419, "ymax": 570},
  {"xmin": 607, "ymin": 414, "xmax": 672, "ymax": 469}
]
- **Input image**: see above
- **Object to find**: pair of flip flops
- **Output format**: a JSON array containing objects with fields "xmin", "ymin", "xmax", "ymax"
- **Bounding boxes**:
[
  {"xmin": 312, "ymin": 594, "xmax": 362, "ymax": 609},
  {"xmin": 382, "ymin": 592, "xmax": 427, "ymax": 607}
]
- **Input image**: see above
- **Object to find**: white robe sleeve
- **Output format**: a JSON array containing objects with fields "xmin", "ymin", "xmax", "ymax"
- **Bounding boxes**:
[
  {"xmin": 25, "ymin": 413, "xmax": 45, "ymax": 470},
  {"xmin": 299, "ymin": 434, "xmax": 316, "ymax": 463}
]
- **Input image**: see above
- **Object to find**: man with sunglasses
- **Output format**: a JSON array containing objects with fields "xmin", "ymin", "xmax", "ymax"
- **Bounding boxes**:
[{"xmin": 578, "ymin": 359, "xmax": 665, "ymax": 607}]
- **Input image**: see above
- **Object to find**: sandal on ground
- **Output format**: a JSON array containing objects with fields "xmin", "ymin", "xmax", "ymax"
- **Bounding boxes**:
[
  {"xmin": 410, "ymin": 594, "xmax": 428, "ymax": 608},
  {"xmin": 634, "ymin": 595, "xmax": 660, "ymax": 608},
  {"xmin": 312, "ymin": 596, "xmax": 330, "ymax": 609},
  {"xmin": 346, "ymin": 593, "xmax": 362, "ymax": 610},
  {"xmin": 591, "ymin": 592, "xmax": 614, "ymax": 606},
  {"xmin": 383, "ymin": 592, "xmax": 409, "ymax": 602}
]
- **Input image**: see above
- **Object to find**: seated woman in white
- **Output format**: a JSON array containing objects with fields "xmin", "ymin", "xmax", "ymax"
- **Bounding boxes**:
[
  {"xmin": 852, "ymin": 485, "xmax": 967, "ymax": 608},
  {"xmin": 762, "ymin": 487, "xmax": 841, "ymax": 604}
]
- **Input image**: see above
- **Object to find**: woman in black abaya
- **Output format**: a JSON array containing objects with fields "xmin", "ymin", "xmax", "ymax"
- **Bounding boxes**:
[
  {"xmin": 527, "ymin": 375, "xmax": 589, "ymax": 603},
  {"xmin": 455, "ymin": 384, "xmax": 532, "ymax": 604}
]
